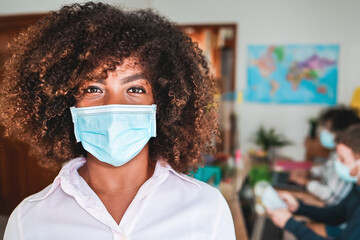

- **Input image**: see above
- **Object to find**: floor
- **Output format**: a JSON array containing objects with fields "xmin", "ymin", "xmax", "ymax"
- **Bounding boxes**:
[{"xmin": 0, "ymin": 215, "xmax": 9, "ymax": 239}]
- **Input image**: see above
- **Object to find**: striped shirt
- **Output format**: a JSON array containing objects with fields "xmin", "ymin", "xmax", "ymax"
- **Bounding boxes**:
[{"xmin": 307, "ymin": 152, "xmax": 354, "ymax": 205}]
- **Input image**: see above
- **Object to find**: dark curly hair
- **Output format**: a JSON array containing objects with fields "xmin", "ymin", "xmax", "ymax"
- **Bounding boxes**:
[
  {"xmin": 319, "ymin": 106, "xmax": 360, "ymax": 133},
  {"xmin": 0, "ymin": 2, "xmax": 218, "ymax": 173}
]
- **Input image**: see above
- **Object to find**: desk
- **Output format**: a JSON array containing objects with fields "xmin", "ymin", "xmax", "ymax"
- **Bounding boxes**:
[
  {"xmin": 220, "ymin": 168, "xmax": 248, "ymax": 240},
  {"xmin": 289, "ymin": 191, "xmax": 324, "ymax": 207},
  {"xmin": 220, "ymin": 158, "xmax": 251, "ymax": 240},
  {"xmin": 219, "ymin": 156, "xmax": 327, "ymax": 240},
  {"xmin": 220, "ymin": 155, "xmax": 328, "ymax": 240},
  {"xmin": 286, "ymin": 190, "xmax": 327, "ymax": 238}
]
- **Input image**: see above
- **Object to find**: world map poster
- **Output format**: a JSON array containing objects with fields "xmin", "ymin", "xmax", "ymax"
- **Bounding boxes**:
[{"xmin": 245, "ymin": 45, "xmax": 339, "ymax": 104}]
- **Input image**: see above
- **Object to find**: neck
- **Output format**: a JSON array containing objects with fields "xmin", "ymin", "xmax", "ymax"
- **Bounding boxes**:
[{"xmin": 78, "ymin": 144, "xmax": 155, "ymax": 195}]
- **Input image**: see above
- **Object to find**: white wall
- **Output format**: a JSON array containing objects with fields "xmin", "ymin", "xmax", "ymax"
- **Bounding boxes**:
[
  {"xmin": 152, "ymin": 0, "xmax": 360, "ymax": 160},
  {"xmin": 1, "ymin": 0, "xmax": 360, "ymax": 160},
  {"xmin": 0, "ymin": 0, "xmax": 152, "ymax": 15}
]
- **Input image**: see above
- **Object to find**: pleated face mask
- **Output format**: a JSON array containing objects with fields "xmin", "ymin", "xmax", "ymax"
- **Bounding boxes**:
[
  {"xmin": 70, "ymin": 104, "xmax": 156, "ymax": 167},
  {"xmin": 319, "ymin": 129, "xmax": 335, "ymax": 149},
  {"xmin": 335, "ymin": 159, "xmax": 359, "ymax": 183}
]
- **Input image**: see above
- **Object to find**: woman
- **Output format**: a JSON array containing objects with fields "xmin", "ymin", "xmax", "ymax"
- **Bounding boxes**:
[{"xmin": 2, "ymin": 2, "xmax": 235, "ymax": 239}]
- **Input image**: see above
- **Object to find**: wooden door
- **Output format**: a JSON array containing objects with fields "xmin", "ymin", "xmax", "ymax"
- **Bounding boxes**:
[{"xmin": 0, "ymin": 14, "xmax": 57, "ymax": 215}]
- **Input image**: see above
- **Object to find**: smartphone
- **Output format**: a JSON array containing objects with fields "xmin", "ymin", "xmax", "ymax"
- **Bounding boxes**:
[{"xmin": 261, "ymin": 185, "xmax": 287, "ymax": 210}]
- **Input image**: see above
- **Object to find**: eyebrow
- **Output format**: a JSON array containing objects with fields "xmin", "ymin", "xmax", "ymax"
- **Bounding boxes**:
[
  {"xmin": 95, "ymin": 73, "xmax": 147, "ymax": 85},
  {"xmin": 121, "ymin": 73, "xmax": 148, "ymax": 84}
]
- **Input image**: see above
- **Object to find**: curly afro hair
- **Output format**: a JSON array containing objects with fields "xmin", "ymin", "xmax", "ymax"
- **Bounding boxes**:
[{"xmin": 0, "ymin": 2, "xmax": 218, "ymax": 173}]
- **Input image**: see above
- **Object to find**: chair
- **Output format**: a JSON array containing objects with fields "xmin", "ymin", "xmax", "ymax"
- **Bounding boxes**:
[{"xmin": 191, "ymin": 166, "xmax": 222, "ymax": 188}]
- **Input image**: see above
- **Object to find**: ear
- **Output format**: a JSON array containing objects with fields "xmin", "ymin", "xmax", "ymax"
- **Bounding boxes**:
[
  {"xmin": 350, "ymin": 158, "xmax": 360, "ymax": 178},
  {"xmin": 350, "ymin": 165, "xmax": 358, "ymax": 176},
  {"xmin": 353, "ymin": 153, "xmax": 360, "ymax": 180}
]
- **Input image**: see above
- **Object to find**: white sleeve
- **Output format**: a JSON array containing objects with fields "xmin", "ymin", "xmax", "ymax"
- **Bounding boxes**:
[
  {"xmin": 4, "ymin": 203, "xmax": 23, "ymax": 240},
  {"xmin": 212, "ymin": 190, "xmax": 236, "ymax": 240},
  {"xmin": 306, "ymin": 180, "xmax": 331, "ymax": 201}
]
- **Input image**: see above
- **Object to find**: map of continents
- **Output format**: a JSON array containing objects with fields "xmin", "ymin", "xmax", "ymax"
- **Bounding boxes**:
[{"xmin": 245, "ymin": 45, "xmax": 339, "ymax": 104}]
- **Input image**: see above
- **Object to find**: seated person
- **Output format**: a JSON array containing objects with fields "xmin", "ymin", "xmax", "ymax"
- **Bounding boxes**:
[
  {"xmin": 290, "ymin": 106, "xmax": 360, "ymax": 205},
  {"xmin": 267, "ymin": 124, "xmax": 360, "ymax": 240}
]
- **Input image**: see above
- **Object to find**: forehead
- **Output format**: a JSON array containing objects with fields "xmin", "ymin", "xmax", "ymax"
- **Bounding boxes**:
[
  {"xmin": 322, "ymin": 120, "xmax": 332, "ymax": 130},
  {"xmin": 110, "ymin": 59, "xmax": 144, "ymax": 78},
  {"xmin": 115, "ymin": 58, "xmax": 143, "ymax": 73},
  {"xmin": 337, "ymin": 143, "xmax": 353, "ymax": 156},
  {"xmin": 84, "ymin": 57, "xmax": 146, "ymax": 82}
]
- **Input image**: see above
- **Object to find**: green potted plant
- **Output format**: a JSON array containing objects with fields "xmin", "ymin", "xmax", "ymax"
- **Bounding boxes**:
[
  {"xmin": 251, "ymin": 126, "xmax": 292, "ymax": 161},
  {"xmin": 248, "ymin": 164, "xmax": 272, "ymax": 187}
]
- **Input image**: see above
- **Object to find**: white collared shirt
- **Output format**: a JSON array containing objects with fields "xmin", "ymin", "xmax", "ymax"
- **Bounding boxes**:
[{"xmin": 4, "ymin": 157, "xmax": 235, "ymax": 240}]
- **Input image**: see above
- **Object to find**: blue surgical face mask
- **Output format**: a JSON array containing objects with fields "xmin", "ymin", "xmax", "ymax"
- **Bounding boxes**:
[
  {"xmin": 320, "ymin": 129, "xmax": 335, "ymax": 149},
  {"xmin": 334, "ymin": 160, "xmax": 358, "ymax": 183},
  {"xmin": 70, "ymin": 104, "xmax": 156, "ymax": 167}
]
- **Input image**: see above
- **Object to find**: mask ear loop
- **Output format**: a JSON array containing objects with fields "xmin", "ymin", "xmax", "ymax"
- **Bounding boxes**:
[{"xmin": 349, "ymin": 159, "xmax": 360, "ymax": 178}]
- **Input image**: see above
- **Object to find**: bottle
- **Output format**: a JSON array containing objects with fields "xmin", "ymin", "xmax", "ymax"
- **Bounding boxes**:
[{"xmin": 236, "ymin": 149, "xmax": 243, "ymax": 169}]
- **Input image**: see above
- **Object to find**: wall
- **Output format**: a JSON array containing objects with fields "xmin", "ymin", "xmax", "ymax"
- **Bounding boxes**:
[
  {"xmin": 151, "ymin": 0, "xmax": 360, "ymax": 160},
  {"xmin": 0, "ymin": 0, "xmax": 152, "ymax": 15},
  {"xmin": 1, "ymin": 0, "xmax": 360, "ymax": 160}
]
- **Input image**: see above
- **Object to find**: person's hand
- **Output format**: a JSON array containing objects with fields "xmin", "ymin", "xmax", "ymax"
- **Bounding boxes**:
[
  {"xmin": 350, "ymin": 163, "xmax": 359, "ymax": 176},
  {"xmin": 266, "ymin": 208, "xmax": 292, "ymax": 228},
  {"xmin": 278, "ymin": 191, "xmax": 299, "ymax": 212},
  {"xmin": 289, "ymin": 169, "xmax": 309, "ymax": 186},
  {"xmin": 350, "ymin": 161, "xmax": 360, "ymax": 184}
]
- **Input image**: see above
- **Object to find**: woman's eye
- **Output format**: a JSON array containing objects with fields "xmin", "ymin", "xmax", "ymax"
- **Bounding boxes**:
[
  {"xmin": 127, "ymin": 87, "xmax": 146, "ymax": 94},
  {"xmin": 82, "ymin": 86, "xmax": 103, "ymax": 94}
]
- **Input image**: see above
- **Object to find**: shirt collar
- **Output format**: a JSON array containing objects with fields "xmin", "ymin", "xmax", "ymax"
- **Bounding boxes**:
[
  {"xmin": 158, "ymin": 160, "xmax": 201, "ymax": 189},
  {"xmin": 29, "ymin": 157, "xmax": 200, "ymax": 202}
]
